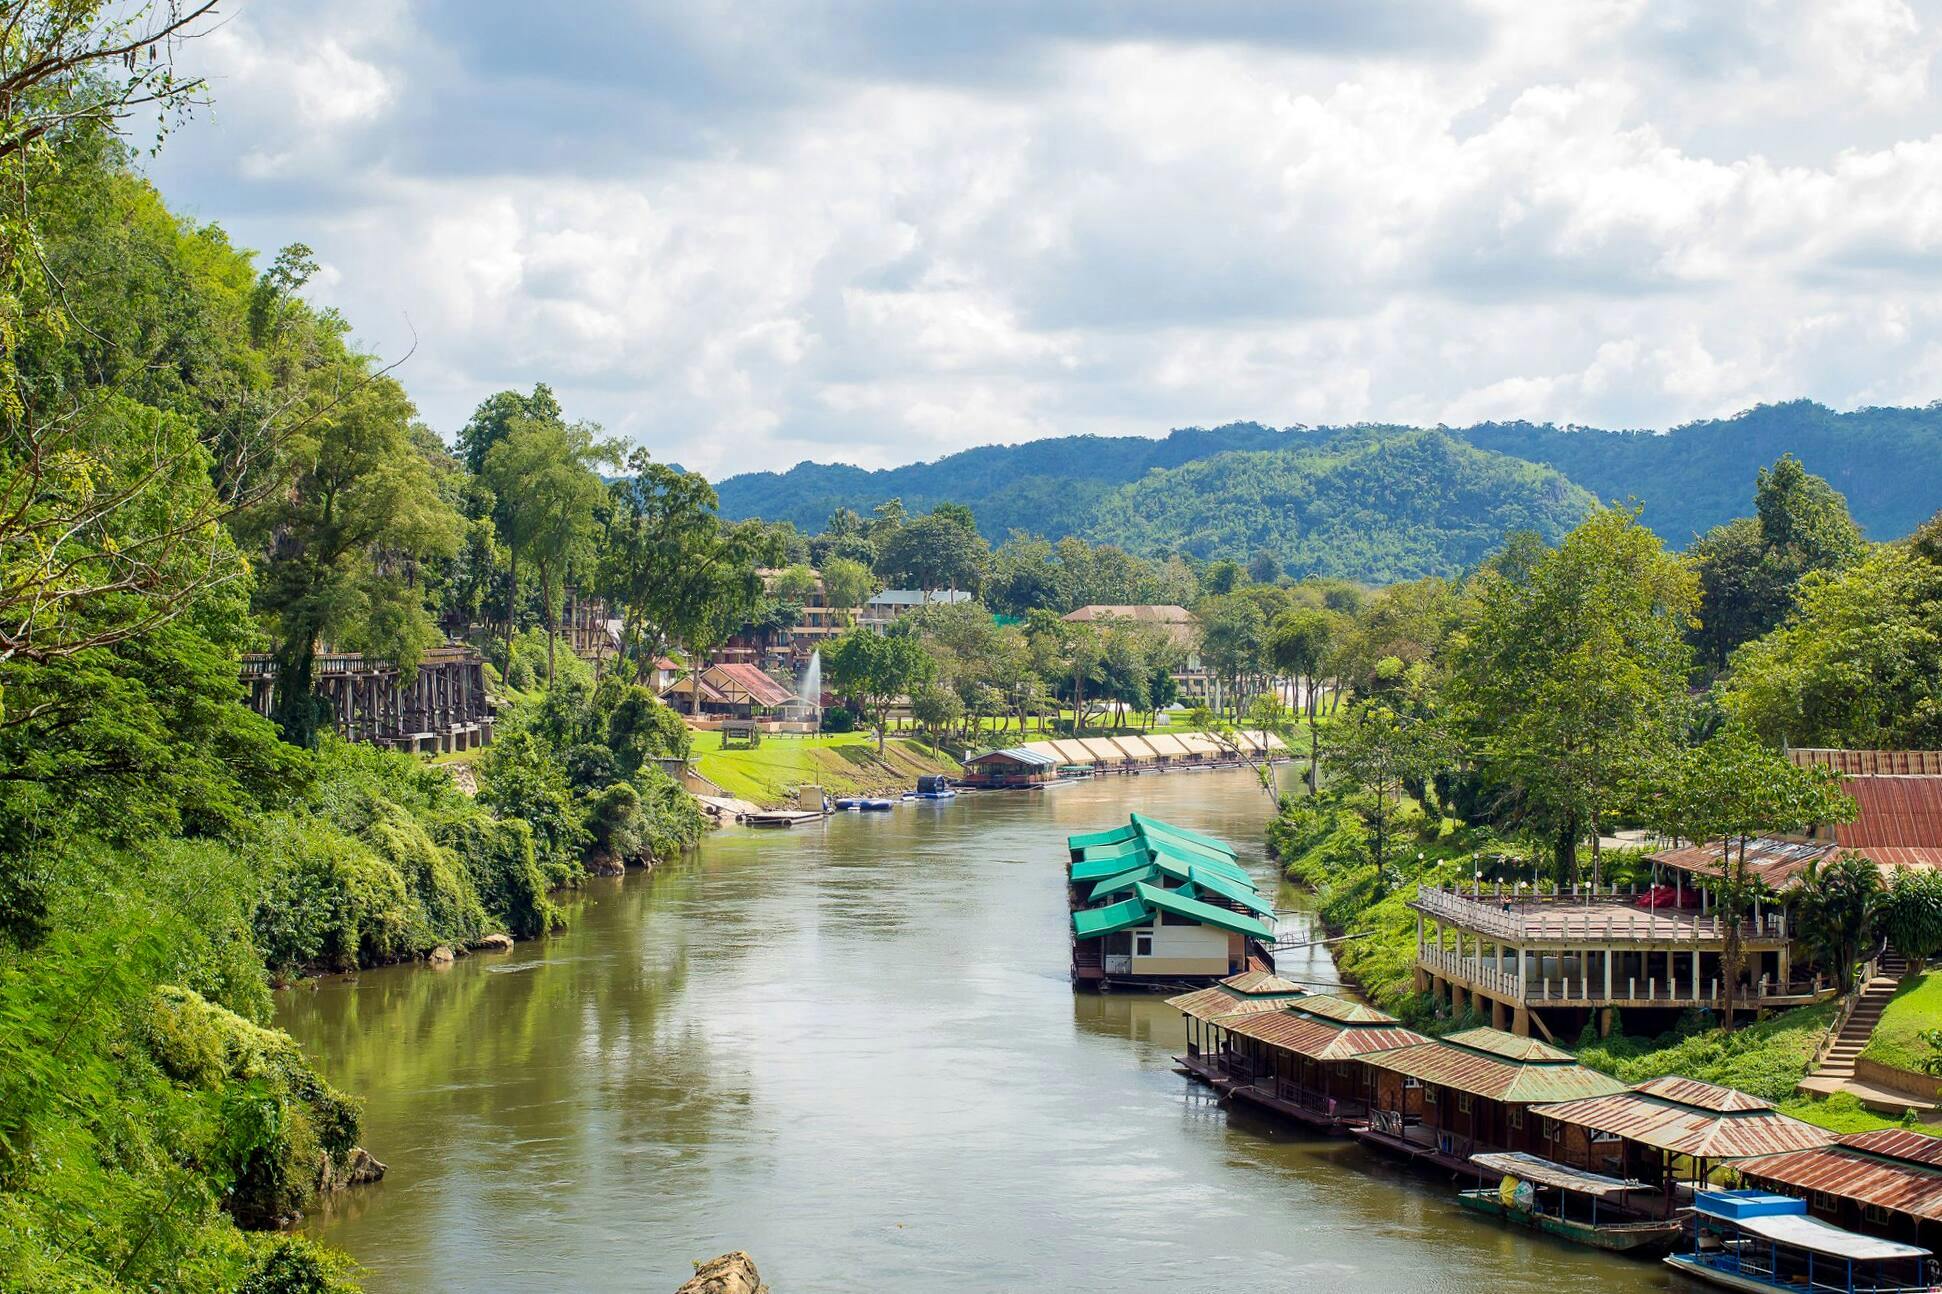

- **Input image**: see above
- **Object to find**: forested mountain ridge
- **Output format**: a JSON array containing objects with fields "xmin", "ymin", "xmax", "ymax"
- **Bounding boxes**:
[
  {"xmin": 714, "ymin": 402, "xmax": 1942, "ymax": 563},
  {"xmin": 1085, "ymin": 429, "xmax": 1597, "ymax": 581}
]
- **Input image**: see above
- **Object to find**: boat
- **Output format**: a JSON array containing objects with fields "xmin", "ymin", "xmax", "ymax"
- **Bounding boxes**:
[
  {"xmin": 856, "ymin": 798, "xmax": 894, "ymax": 812},
  {"xmin": 907, "ymin": 775, "xmax": 957, "ymax": 800},
  {"xmin": 1664, "ymin": 1189, "xmax": 1934, "ymax": 1292},
  {"xmin": 1458, "ymin": 1152, "xmax": 1684, "ymax": 1255}
]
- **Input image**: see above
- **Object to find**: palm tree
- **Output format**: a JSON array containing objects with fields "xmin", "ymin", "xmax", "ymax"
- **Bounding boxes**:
[{"xmin": 1793, "ymin": 852, "xmax": 1882, "ymax": 993}]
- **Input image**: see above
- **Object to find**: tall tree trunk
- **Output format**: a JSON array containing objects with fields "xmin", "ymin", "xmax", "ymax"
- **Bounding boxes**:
[
  {"xmin": 543, "ymin": 565, "xmax": 557, "ymax": 688},
  {"xmin": 505, "ymin": 545, "xmax": 519, "ymax": 676}
]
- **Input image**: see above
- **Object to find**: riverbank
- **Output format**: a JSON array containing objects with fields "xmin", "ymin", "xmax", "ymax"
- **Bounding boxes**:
[
  {"xmin": 1266, "ymin": 798, "xmax": 1926, "ymax": 1137},
  {"xmin": 690, "ymin": 730, "xmax": 960, "ymax": 807}
]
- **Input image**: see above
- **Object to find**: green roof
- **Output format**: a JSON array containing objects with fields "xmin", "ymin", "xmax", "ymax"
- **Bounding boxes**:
[
  {"xmin": 1184, "ymin": 865, "xmax": 1276, "ymax": 917},
  {"xmin": 1134, "ymin": 882, "xmax": 1273, "ymax": 939},
  {"xmin": 1067, "ymin": 825, "xmax": 1137, "ymax": 852},
  {"xmin": 1131, "ymin": 813, "xmax": 1236, "ymax": 856},
  {"xmin": 1150, "ymin": 839, "xmax": 1251, "ymax": 885},
  {"xmin": 1072, "ymin": 897, "xmax": 1152, "ymax": 939},
  {"xmin": 1070, "ymin": 853, "xmax": 1147, "ymax": 883},
  {"xmin": 1088, "ymin": 863, "xmax": 1162, "ymax": 902}
]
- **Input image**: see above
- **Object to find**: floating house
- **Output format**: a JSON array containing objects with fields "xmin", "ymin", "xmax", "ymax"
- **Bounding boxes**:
[
  {"xmin": 1733, "ymin": 1129, "xmax": 1942, "ymax": 1252},
  {"xmin": 1666, "ymin": 1189, "xmax": 1933, "ymax": 1294},
  {"xmin": 1166, "ymin": 971, "xmax": 1310, "ymax": 1082},
  {"xmin": 1353, "ymin": 1027, "xmax": 1627, "ymax": 1175},
  {"xmin": 961, "ymin": 746, "xmax": 1060, "ymax": 788},
  {"xmin": 1205, "ymin": 994, "xmax": 1428, "ymax": 1131},
  {"xmin": 1529, "ymin": 1076, "xmax": 1836, "ymax": 1191},
  {"xmin": 1066, "ymin": 814, "xmax": 1277, "ymax": 990}
]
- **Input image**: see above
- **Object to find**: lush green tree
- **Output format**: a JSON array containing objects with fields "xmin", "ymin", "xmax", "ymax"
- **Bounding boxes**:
[
  {"xmin": 1270, "ymin": 606, "xmax": 1335, "ymax": 781},
  {"xmin": 481, "ymin": 414, "xmax": 615, "ymax": 685},
  {"xmin": 1247, "ymin": 547, "xmax": 1282, "ymax": 584},
  {"xmin": 1883, "ymin": 869, "xmax": 1942, "ymax": 967},
  {"xmin": 819, "ymin": 556, "xmax": 878, "ymax": 622},
  {"xmin": 1645, "ymin": 729, "xmax": 1854, "ymax": 1027},
  {"xmin": 874, "ymin": 507, "xmax": 989, "ymax": 592},
  {"xmin": 1792, "ymin": 852, "xmax": 1883, "ymax": 992},
  {"xmin": 1321, "ymin": 701, "xmax": 1454, "ymax": 875},
  {"xmin": 824, "ymin": 625, "xmax": 934, "ymax": 752},
  {"xmin": 1723, "ymin": 516, "xmax": 1942, "ymax": 748},
  {"xmin": 1195, "ymin": 593, "xmax": 1267, "ymax": 718},
  {"xmin": 455, "ymin": 383, "xmax": 561, "ymax": 475},
  {"xmin": 1452, "ymin": 507, "xmax": 1696, "ymax": 884}
]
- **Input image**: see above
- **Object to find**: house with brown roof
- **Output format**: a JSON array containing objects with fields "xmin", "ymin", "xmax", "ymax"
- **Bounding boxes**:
[
  {"xmin": 1530, "ymin": 1075, "xmax": 1836, "ymax": 1192},
  {"xmin": 1734, "ymin": 1128, "xmax": 1942, "ymax": 1250},
  {"xmin": 1196, "ymin": 994, "xmax": 1430, "ymax": 1131},
  {"xmin": 661, "ymin": 662, "xmax": 813, "ymax": 723},
  {"xmin": 1352, "ymin": 1027, "xmax": 1627, "ymax": 1175}
]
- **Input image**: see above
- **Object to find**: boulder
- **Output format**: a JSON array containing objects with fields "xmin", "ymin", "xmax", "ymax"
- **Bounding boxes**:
[
  {"xmin": 675, "ymin": 1253, "xmax": 767, "ymax": 1294},
  {"xmin": 476, "ymin": 932, "xmax": 515, "ymax": 952},
  {"xmin": 320, "ymin": 1146, "xmax": 388, "ymax": 1193},
  {"xmin": 427, "ymin": 945, "xmax": 455, "ymax": 966},
  {"xmin": 585, "ymin": 851, "xmax": 625, "ymax": 877}
]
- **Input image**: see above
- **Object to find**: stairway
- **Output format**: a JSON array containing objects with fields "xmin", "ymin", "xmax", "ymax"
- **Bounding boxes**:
[{"xmin": 1803, "ymin": 951, "xmax": 1908, "ymax": 1088}]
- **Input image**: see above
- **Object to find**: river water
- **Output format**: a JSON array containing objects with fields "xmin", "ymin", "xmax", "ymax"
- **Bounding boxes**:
[{"xmin": 281, "ymin": 769, "xmax": 1686, "ymax": 1293}]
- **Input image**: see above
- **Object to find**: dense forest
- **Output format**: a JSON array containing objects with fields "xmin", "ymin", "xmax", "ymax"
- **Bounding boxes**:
[
  {"xmin": 1083, "ymin": 429, "xmax": 1594, "ymax": 582},
  {"xmin": 715, "ymin": 402, "xmax": 1942, "ymax": 576}
]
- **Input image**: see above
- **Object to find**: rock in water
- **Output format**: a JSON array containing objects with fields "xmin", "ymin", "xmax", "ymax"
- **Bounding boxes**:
[
  {"xmin": 476, "ymin": 932, "xmax": 515, "ymax": 952},
  {"xmin": 427, "ymin": 945, "xmax": 455, "ymax": 965},
  {"xmin": 675, "ymin": 1252, "xmax": 767, "ymax": 1294}
]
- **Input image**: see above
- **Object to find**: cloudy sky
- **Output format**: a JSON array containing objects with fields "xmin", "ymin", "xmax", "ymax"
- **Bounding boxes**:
[{"xmin": 147, "ymin": 1, "xmax": 1942, "ymax": 476}]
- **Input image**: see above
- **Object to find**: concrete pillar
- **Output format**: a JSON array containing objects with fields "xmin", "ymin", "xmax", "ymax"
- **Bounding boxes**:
[
  {"xmin": 1512, "ymin": 1006, "xmax": 1531, "ymax": 1038},
  {"xmin": 1492, "ymin": 997, "xmax": 1508, "ymax": 1031},
  {"xmin": 1692, "ymin": 950, "xmax": 1701, "ymax": 1000},
  {"xmin": 1599, "ymin": 1007, "xmax": 1615, "ymax": 1038},
  {"xmin": 1603, "ymin": 948, "xmax": 1613, "ymax": 1001}
]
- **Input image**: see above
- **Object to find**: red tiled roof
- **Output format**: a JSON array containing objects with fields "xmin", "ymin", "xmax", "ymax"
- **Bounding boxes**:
[
  {"xmin": 1217, "ymin": 1003, "xmax": 1428, "ymax": 1062},
  {"xmin": 707, "ymin": 662, "xmax": 797, "ymax": 708},
  {"xmin": 1736, "ymin": 1129, "xmax": 1942, "ymax": 1222}
]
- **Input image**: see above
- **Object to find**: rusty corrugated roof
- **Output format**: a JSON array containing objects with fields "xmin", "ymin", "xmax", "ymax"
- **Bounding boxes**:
[
  {"xmin": 1531, "ymin": 1080, "xmax": 1836, "ymax": 1160},
  {"xmin": 1791, "ymin": 749, "xmax": 1942, "ymax": 775},
  {"xmin": 1358, "ymin": 1029, "xmax": 1627, "ymax": 1104},
  {"xmin": 1736, "ymin": 1131, "xmax": 1942, "ymax": 1221},
  {"xmin": 1289, "ymin": 994, "xmax": 1406, "ymax": 1024},
  {"xmin": 1443, "ymin": 1028, "xmax": 1575, "ymax": 1064},
  {"xmin": 1165, "ymin": 972, "xmax": 1306, "ymax": 1022},
  {"xmin": 1633, "ymin": 1075, "xmax": 1772, "ymax": 1112},
  {"xmin": 1838, "ymin": 776, "xmax": 1942, "ymax": 852},
  {"xmin": 1216, "ymin": 1003, "xmax": 1428, "ymax": 1061},
  {"xmin": 1650, "ymin": 838, "xmax": 1836, "ymax": 889}
]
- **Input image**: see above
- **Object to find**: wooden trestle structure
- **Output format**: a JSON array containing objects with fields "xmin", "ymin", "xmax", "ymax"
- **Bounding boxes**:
[{"xmin": 241, "ymin": 645, "xmax": 493, "ymax": 754}]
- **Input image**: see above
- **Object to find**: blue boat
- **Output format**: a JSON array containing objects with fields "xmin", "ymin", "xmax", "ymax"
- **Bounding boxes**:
[
  {"xmin": 1665, "ymin": 1190, "xmax": 1935, "ymax": 1293},
  {"xmin": 908, "ymin": 775, "xmax": 957, "ymax": 801},
  {"xmin": 856, "ymin": 798, "xmax": 894, "ymax": 812}
]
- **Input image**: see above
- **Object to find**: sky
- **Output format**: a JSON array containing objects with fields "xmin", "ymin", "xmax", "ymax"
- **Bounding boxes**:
[{"xmin": 146, "ymin": 0, "xmax": 1942, "ymax": 477}]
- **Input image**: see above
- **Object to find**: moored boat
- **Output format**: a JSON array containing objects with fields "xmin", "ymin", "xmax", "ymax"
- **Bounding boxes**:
[
  {"xmin": 1458, "ymin": 1152, "xmax": 1683, "ymax": 1255},
  {"xmin": 1665, "ymin": 1189, "xmax": 1935, "ymax": 1293}
]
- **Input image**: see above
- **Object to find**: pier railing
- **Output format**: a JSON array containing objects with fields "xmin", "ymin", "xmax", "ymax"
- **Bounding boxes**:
[
  {"xmin": 1417, "ymin": 945, "xmax": 1831, "ymax": 1008},
  {"xmin": 1412, "ymin": 886, "xmax": 1787, "ymax": 945}
]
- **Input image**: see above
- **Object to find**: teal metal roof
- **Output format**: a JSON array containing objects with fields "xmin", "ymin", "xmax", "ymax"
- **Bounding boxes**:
[
  {"xmin": 1072, "ymin": 897, "xmax": 1152, "ymax": 938},
  {"xmin": 1184, "ymin": 866, "xmax": 1276, "ymax": 917},
  {"xmin": 1067, "ymin": 825, "xmax": 1137, "ymax": 852},
  {"xmin": 1134, "ymin": 882, "xmax": 1273, "ymax": 939},
  {"xmin": 1088, "ymin": 863, "xmax": 1162, "ymax": 902},
  {"xmin": 1132, "ymin": 812, "xmax": 1236, "ymax": 856}
]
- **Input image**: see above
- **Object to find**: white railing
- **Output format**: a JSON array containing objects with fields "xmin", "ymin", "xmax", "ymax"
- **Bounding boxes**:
[
  {"xmin": 1419, "ymin": 945, "xmax": 1829, "ymax": 1007},
  {"xmin": 1412, "ymin": 886, "xmax": 1786, "ymax": 944}
]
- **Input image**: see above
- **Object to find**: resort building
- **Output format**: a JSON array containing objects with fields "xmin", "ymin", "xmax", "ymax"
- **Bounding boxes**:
[
  {"xmin": 1353, "ymin": 1027, "xmax": 1627, "ymax": 1173},
  {"xmin": 1060, "ymin": 604, "xmax": 1213, "ymax": 702},
  {"xmin": 1198, "ymin": 994, "xmax": 1429, "ymax": 1131},
  {"xmin": 857, "ymin": 588, "xmax": 972, "ymax": 634},
  {"xmin": 1167, "ymin": 971, "xmax": 1310, "ymax": 1082},
  {"xmin": 1411, "ymin": 879, "xmax": 1831, "ymax": 1041},
  {"xmin": 1733, "ymin": 1129, "xmax": 1942, "ymax": 1251},
  {"xmin": 661, "ymin": 662, "xmax": 816, "ymax": 725},
  {"xmin": 1529, "ymin": 1076, "xmax": 1835, "ymax": 1189},
  {"xmin": 1066, "ymin": 814, "xmax": 1277, "ymax": 989}
]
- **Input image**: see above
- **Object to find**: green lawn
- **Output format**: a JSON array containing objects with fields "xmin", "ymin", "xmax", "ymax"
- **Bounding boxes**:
[
  {"xmin": 692, "ymin": 731, "xmax": 960, "ymax": 806},
  {"xmin": 1860, "ymin": 971, "xmax": 1942, "ymax": 1074}
]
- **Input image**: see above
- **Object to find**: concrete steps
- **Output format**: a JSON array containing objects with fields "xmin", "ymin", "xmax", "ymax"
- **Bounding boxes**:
[{"xmin": 1802, "ymin": 953, "xmax": 1909, "ymax": 1087}]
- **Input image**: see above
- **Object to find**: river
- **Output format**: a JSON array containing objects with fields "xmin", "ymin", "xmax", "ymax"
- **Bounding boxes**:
[{"xmin": 280, "ymin": 769, "xmax": 1686, "ymax": 1292}]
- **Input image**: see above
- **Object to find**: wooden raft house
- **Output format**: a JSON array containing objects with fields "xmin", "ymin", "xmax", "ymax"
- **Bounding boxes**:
[
  {"xmin": 1066, "ymin": 814, "xmax": 1277, "ymax": 990},
  {"xmin": 1200, "ymin": 994, "xmax": 1429, "ymax": 1132},
  {"xmin": 1167, "ymin": 971, "xmax": 1309, "ymax": 1083},
  {"xmin": 1352, "ymin": 1027, "xmax": 1627, "ymax": 1177}
]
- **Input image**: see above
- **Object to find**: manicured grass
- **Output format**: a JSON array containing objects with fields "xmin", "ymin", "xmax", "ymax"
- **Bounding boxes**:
[
  {"xmin": 1860, "ymin": 971, "xmax": 1942, "ymax": 1074},
  {"xmin": 1776, "ymin": 1092, "xmax": 1937, "ymax": 1136},
  {"xmin": 1575, "ymin": 1000, "xmax": 1842, "ymax": 1102},
  {"xmin": 692, "ymin": 731, "xmax": 959, "ymax": 806}
]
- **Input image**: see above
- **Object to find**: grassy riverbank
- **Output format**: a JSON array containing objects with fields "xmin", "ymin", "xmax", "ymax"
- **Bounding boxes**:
[
  {"xmin": 1860, "ymin": 972, "xmax": 1942, "ymax": 1074},
  {"xmin": 691, "ymin": 730, "xmax": 961, "ymax": 806},
  {"xmin": 1269, "ymin": 797, "xmax": 1928, "ymax": 1137}
]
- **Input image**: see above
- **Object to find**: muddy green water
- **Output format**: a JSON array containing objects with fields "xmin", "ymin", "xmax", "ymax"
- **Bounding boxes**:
[{"xmin": 281, "ymin": 770, "xmax": 1689, "ymax": 1293}]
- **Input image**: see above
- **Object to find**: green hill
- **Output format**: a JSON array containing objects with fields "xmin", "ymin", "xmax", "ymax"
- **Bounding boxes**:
[
  {"xmin": 712, "ymin": 403, "xmax": 1942, "ymax": 571},
  {"xmin": 1085, "ymin": 429, "xmax": 1596, "ymax": 581}
]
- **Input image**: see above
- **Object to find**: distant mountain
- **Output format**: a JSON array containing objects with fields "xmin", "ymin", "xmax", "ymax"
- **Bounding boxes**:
[
  {"xmin": 1086, "ymin": 429, "xmax": 1596, "ymax": 582},
  {"xmin": 712, "ymin": 402, "xmax": 1942, "ymax": 574}
]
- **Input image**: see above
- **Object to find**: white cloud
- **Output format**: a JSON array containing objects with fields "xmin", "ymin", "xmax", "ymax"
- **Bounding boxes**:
[{"xmin": 143, "ymin": 0, "xmax": 1942, "ymax": 477}]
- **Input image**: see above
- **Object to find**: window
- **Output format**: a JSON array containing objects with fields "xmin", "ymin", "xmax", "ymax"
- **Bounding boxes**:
[
  {"xmin": 1134, "ymin": 930, "xmax": 1154, "ymax": 957},
  {"xmin": 1425, "ymin": 1086, "xmax": 1438, "ymax": 1105},
  {"xmin": 1508, "ymin": 1107, "xmax": 1523, "ymax": 1130},
  {"xmin": 1457, "ymin": 1093, "xmax": 1473, "ymax": 1114},
  {"xmin": 1402, "ymin": 1076, "xmax": 1422, "ymax": 1090},
  {"xmin": 1865, "ymin": 1204, "xmax": 1892, "ymax": 1226},
  {"xmin": 1813, "ymin": 1192, "xmax": 1838, "ymax": 1211},
  {"xmin": 1590, "ymin": 1129, "xmax": 1620, "ymax": 1145}
]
